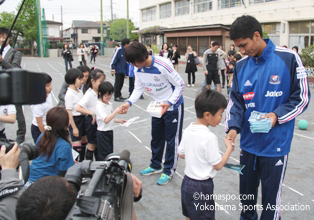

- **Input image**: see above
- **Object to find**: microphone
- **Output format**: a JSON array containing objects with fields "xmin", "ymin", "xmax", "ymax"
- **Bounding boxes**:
[{"xmin": 118, "ymin": 150, "xmax": 132, "ymax": 172}]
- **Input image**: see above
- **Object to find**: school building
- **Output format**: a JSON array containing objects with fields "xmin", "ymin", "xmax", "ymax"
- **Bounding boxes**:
[{"xmin": 137, "ymin": 0, "xmax": 314, "ymax": 55}]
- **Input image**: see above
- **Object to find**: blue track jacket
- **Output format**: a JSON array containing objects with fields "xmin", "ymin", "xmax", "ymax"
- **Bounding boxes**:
[
  {"xmin": 110, "ymin": 46, "xmax": 127, "ymax": 74},
  {"xmin": 225, "ymin": 39, "xmax": 310, "ymax": 157}
]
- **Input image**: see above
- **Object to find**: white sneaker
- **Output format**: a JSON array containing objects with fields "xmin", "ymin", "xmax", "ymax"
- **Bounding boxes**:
[
  {"xmin": 192, "ymin": 84, "xmax": 195, "ymax": 87},
  {"xmin": 82, "ymin": 178, "xmax": 88, "ymax": 184},
  {"xmin": 187, "ymin": 84, "xmax": 191, "ymax": 87}
]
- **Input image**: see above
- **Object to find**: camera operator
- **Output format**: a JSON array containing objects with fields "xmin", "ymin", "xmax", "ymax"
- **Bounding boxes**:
[
  {"xmin": 15, "ymin": 174, "xmax": 142, "ymax": 220},
  {"xmin": 0, "ymin": 27, "xmax": 26, "ymax": 144},
  {"xmin": 0, "ymin": 143, "xmax": 22, "ymax": 220}
]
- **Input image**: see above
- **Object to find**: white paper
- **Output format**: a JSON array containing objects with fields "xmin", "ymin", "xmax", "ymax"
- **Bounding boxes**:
[
  {"xmin": 72, "ymin": 149, "xmax": 79, "ymax": 160},
  {"xmin": 122, "ymin": 116, "xmax": 140, "ymax": 127},
  {"xmin": 147, "ymin": 101, "xmax": 163, "ymax": 118}
]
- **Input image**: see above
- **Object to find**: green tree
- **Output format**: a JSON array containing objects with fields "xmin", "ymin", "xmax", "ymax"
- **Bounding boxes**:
[
  {"xmin": 0, "ymin": 0, "xmax": 38, "ymax": 56},
  {"xmin": 109, "ymin": 18, "xmax": 138, "ymax": 41},
  {"xmin": 301, "ymin": 45, "xmax": 314, "ymax": 67}
]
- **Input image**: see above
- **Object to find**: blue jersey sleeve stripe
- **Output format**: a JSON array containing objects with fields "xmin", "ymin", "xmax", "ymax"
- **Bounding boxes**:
[
  {"xmin": 274, "ymin": 47, "xmax": 310, "ymax": 123},
  {"xmin": 154, "ymin": 58, "xmax": 173, "ymax": 73}
]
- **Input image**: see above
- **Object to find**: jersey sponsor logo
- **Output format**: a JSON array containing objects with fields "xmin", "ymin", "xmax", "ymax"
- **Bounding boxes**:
[
  {"xmin": 156, "ymin": 85, "xmax": 168, "ymax": 92},
  {"xmin": 244, "ymin": 80, "xmax": 252, "ymax": 87},
  {"xmin": 145, "ymin": 87, "xmax": 152, "ymax": 92},
  {"xmin": 245, "ymin": 102, "xmax": 255, "ymax": 109},
  {"xmin": 297, "ymin": 72, "xmax": 307, "ymax": 79},
  {"xmin": 143, "ymin": 82, "xmax": 165, "ymax": 87},
  {"xmin": 270, "ymin": 75, "xmax": 280, "ymax": 84},
  {"xmin": 243, "ymin": 92, "xmax": 254, "ymax": 100},
  {"xmin": 3, "ymin": 108, "xmax": 8, "ymax": 115},
  {"xmin": 265, "ymin": 91, "xmax": 283, "ymax": 97}
]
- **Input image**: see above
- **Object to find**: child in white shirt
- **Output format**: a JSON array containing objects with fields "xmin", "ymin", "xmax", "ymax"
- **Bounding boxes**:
[
  {"xmin": 178, "ymin": 89, "xmax": 234, "ymax": 220},
  {"xmin": 31, "ymin": 73, "xmax": 53, "ymax": 143},
  {"xmin": 96, "ymin": 82, "xmax": 126, "ymax": 161}
]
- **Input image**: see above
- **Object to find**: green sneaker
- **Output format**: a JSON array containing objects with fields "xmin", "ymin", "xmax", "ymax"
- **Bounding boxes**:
[
  {"xmin": 140, "ymin": 166, "xmax": 162, "ymax": 176},
  {"xmin": 157, "ymin": 173, "xmax": 172, "ymax": 185}
]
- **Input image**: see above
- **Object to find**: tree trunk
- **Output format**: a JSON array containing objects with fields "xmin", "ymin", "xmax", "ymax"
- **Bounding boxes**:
[{"xmin": 30, "ymin": 40, "xmax": 34, "ymax": 56}]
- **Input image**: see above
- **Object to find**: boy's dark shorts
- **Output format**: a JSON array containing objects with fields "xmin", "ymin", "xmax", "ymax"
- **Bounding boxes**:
[
  {"xmin": 206, "ymin": 68, "xmax": 220, "ymax": 85},
  {"xmin": 85, "ymin": 115, "xmax": 97, "ymax": 144},
  {"xmin": 69, "ymin": 115, "xmax": 86, "ymax": 142},
  {"xmin": 181, "ymin": 175, "xmax": 215, "ymax": 220}
]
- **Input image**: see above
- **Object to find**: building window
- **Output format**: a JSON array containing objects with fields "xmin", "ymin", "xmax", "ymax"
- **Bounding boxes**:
[
  {"xmin": 249, "ymin": 0, "xmax": 277, "ymax": 4},
  {"xmin": 81, "ymin": 29, "xmax": 88, "ymax": 34},
  {"xmin": 289, "ymin": 21, "xmax": 314, "ymax": 50},
  {"xmin": 98, "ymin": 28, "xmax": 101, "ymax": 34},
  {"xmin": 175, "ymin": 0, "xmax": 190, "ymax": 16},
  {"xmin": 142, "ymin": 7, "xmax": 156, "ymax": 22},
  {"xmin": 194, "ymin": 0, "xmax": 212, "ymax": 13},
  {"xmin": 218, "ymin": 0, "xmax": 242, "ymax": 9},
  {"xmin": 261, "ymin": 23, "xmax": 280, "ymax": 35},
  {"xmin": 160, "ymin": 3, "xmax": 171, "ymax": 19}
]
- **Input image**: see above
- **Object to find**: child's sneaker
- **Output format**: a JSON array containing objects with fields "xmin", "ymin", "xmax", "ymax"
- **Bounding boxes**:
[
  {"xmin": 140, "ymin": 166, "xmax": 162, "ymax": 176},
  {"xmin": 157, "ymin": 173, "xmax": 172, "ymax": 185}
]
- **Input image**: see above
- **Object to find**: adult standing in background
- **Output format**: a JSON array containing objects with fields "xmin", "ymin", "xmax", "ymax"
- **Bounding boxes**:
[
  {"xmin": 0, "ymin": 27, "xmax": 25, "ymax": 144},
  {"xmin": 228, "ymin": 44, "xmax": 237, "ymax": 54},
  {"xmin": 62, "ymin": 43, "xmax": 72, "ymax": 72},
  {"xmin": 159, "ymin": 43, "xmax": 170, "ymax": 59},
  {"xmin": 185, "ymin": 46, "xmax": 197, "ymax": 87},
  {"xmin": 169, "ymin": 44, "xmax": 180, "ymax": 71},
  {"xmin": 77, "ymin": 43, "xmax": 88, "ymax": 66},
  {"xmin": 217, "ymin": 46, "xmax": 227, "ymax": 89},
  {"xmin": 90, "ymin": 45, "xmax": 98, "ymax": 63},
  {"xmin": 147, "ymin": 44, "xmax": 154, "ymax": 56},
  {"xmin": 110, "ymin": 38, "xmax": 130, "ymax": 102}
]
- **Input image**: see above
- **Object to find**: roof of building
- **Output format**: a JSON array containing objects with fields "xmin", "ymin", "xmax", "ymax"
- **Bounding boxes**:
[
  {"xmin": 72, "ymin": 20, "xmax": 109, "ymax": 28},
  {"xmin": 160, "ymin": 24, "xmax": 230, "ymax": 32},
  {"xmin": 46, "ymin": 20, "xmax": 63, "ymax": 25}
]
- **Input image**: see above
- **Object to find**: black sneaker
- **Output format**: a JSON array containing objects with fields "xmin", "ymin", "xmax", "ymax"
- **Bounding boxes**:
[
  {"xmin": 114, "ymin": 97, "xmax": 124, "ymax": 102},
  {"xmin": 140, "ymin": 95, "xmax": 144, "ymax": 100},
  {"xmin": 119, "ymin": 96, "xmax": 127, "ymax": 100}
]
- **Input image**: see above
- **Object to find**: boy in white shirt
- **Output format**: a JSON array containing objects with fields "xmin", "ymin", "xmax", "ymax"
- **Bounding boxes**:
[
  {"xmin": 96, "ymin": 82, "xmax": 126, "ymax": 161},
  {"xmin": 31, "ymin": 73, "xmax": 53, "ymax": 143},
  {"xmin": 178, "ymin": 89, "xmax": 234, "ymax": 220}
]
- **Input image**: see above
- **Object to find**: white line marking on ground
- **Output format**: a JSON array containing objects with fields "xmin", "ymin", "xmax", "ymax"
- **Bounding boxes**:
[
  {"xmin": 47, "ymin": 62, "xmax": 64, "ymax": 78},
  {"xmin": 23, "ymin": 63, "xmax": 26, "ymax": 69},
  {"xmin": 282, "ymin": 184, "xmax": 304, "ymax": 196},
  {"xmin": 58, "ymin": 62, "xmax": 65, "ymax": 67},
  {"xmin": 293, "ymin": 133, "xmax": 314, "ymax": 140},
  {"xmin": 219, "ymin": 151, "xmax": 240, "ymax": 163},
  {"xmin": 50, "ymin": 91, "xmax": 59, "ymax": 104},
  {"xmin": 133, "ymin": 104, "xmax": 147, "ymax": 112},
  {"xmin": 145, "ymin": 146, "xmax": 152, "ymax": 152},
  {"xmin": 128, "ymin": 131, "xmax": 142, "ymax": 143},
  {"xmin": 35, "ymin": 63, "xmax": 41, "ymax": 72},
  {"xmin": 185, "ymin": 109, "xmax": 196, "ymax": 115}
]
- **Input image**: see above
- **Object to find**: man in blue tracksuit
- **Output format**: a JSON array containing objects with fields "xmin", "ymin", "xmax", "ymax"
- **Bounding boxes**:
[
  {"xmin": 225, "ymin": 15, "xmax": 310, "ymax": 220},
  {"xmin": 110, "ymin": 38, "xmax": 130, "ymax": 102}
]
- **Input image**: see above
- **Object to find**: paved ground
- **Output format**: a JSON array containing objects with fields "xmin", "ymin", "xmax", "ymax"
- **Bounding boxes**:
[{"xmin": 5, "ymin": 55, "xmax": 314, "ymax": 220}]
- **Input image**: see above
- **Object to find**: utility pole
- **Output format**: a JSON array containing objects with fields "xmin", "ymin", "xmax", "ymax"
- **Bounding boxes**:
[
  {"xmin": 126, "ymin": 0, "xmax": 129, "ymax": 38},
  {"xmin": 61, "ymin": 6, "xmax": 63, "ymax": 38},
  {"xmin": 36, "ymin": 0, "xmax": 43, "ymax": 57},
  {"xmin": 110, "ymin": 0, "xmax": 113, "ymax": 21},
  {"xmin": 100, "ymin": 0, "xmax": 104, "ymax": 55}
]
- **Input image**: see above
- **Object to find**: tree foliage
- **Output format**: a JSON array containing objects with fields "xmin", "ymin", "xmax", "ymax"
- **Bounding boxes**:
[
  {"xmin": 301, "ymin": 45, "xmax": 314, "ymax": 67},
  {"xmin": 0, "ymin": 0, "xmax": 38, "ymax": 54},
  {"xmin": 109, "ymin": 19, "xmax": 138, "ymax": 41}
]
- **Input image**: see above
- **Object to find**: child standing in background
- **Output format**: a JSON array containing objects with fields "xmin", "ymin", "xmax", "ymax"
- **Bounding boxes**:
[
  {"xmin": 64, "ymin": 69, "xmax": 85, "ymax": 161},
  {"xmin": 76, "ymin": 69, "xmax": 106, "ymax": 161},
  {"xmin": 31, "ymin": 73, "xmax": 53, "ymax": 143},
  {"xmin": 96, "ymin": 82, "xmax": 126, "ymax": 161}
]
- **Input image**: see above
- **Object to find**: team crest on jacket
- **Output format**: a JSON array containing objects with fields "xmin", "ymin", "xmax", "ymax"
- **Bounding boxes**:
[
  {"xmin": 270, "ymin": 75, "xmax": 280, "ymax": 84},
  {"xmin": 154, "ymin": 76, "xmax": 160, "ymax": 81}
]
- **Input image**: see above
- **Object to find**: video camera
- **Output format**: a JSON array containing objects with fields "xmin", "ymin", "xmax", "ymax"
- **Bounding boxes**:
[
  {"xmin": 0, "ymin": 138, "xmax": 39, "ymax": 182},
  {"xmin": 65, "ymin": 150, "xmax": 140, "ymax": 220}
]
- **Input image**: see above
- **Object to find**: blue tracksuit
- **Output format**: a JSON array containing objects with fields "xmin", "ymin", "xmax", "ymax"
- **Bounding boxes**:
[
  {"xmin": 225, "ymin": 39, "xmax": 310, "ymax": 220},
  {"xmin": 110, "ymin": 46, "xmax": 127, "ymax": 75}
]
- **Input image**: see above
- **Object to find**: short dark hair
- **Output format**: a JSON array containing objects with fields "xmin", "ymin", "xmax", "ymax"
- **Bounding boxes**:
[
  {"xmin": 147, "ymin": 44, "xmax": 151, "ymax": 47},
  {"xmin": 85, "ymin": 69, "xmax": 106, "ymax": 92},
  {"xmin": 16, "ymin": 176, "xmax": 76, "ymax": 220},
  {"xmin": 229, "ymin": 60, "xmax": 236, "ymax": 67},
  {"xmin": 228, "ymin": 50, "xmax": 236, "ymax": 56},
  {"xmin": 98, "ymin": 81, "xmax": 114, "ymax": 98},
  {"xmin": 122, "ymin": 38, "xmax": 131, "ymax": 46},
  {"xmin": 77, "ymin": 65, "xmax": 90, "ymax": 73},
  {"xmin": 234, "ymin": 54, "xmax": 242, "ymax": 61},
  {"xmin": 161, "ymin": 43, "xmax": 168, "ymax": 50},
  {"xmin": 0, "ymin": 27, "xmax": 12, "ymax": 38},
  {"xmin": 65, "ymin": 68, "xmax": 83, "ymax": 85},
  {"xmin": 195, "ymin": 89, "xmax": 227, "ymax": 118},
  {"xmin": 292, "ymin": 46, "xmax": 299, "ymax": 53},
  {"xmin": 125, "ymin": 41, "xmax": 149, "ymax": 64},
  {"xmin": 230, "ymin": 15, "xmax": 262, "ymax": 40},
  {"xmin": 43, "ymin": 73, "xmax": 52, "ymax": 84},
  {"xmin": 212, "ymin": 41, "xmax": 219, "ymax": 47}
]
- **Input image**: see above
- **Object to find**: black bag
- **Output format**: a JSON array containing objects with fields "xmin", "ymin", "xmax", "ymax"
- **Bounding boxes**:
[{"xmin": 70, "ymin": 54, "xmax": 74, "ymax": 61}]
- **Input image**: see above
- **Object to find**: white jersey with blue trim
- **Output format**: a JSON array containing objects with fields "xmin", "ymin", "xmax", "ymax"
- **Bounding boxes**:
[{"xmin": 127, "ymin": 56, "xmax": 184, "ymax": 111}]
